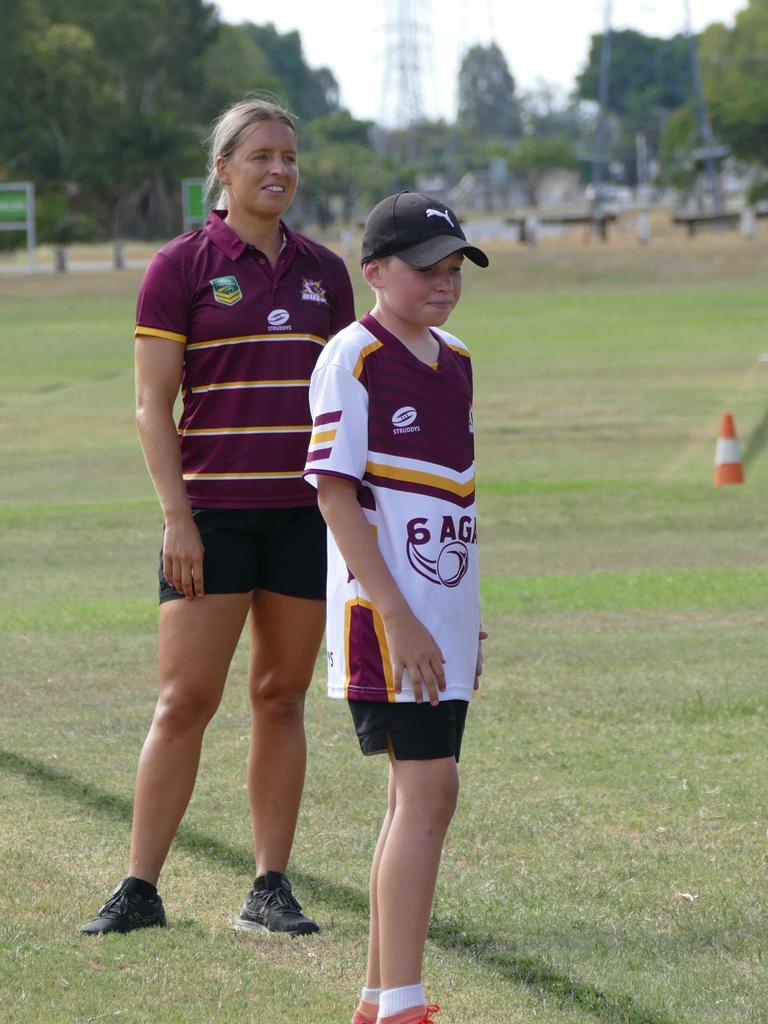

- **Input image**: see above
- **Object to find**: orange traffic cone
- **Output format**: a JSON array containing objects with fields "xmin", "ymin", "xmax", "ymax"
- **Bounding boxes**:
[{"xmin": 713, "ymin": 412, "xmax": 744, "ymax": 485}]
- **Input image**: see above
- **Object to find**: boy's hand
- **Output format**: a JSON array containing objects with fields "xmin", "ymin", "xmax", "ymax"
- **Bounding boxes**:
[
  {"xmin": 474, "ymin": 629, "xmax": 488, "ymax": 690},
  {"xmin": 385, "ymin": 608, "xmax": 446, "ymax": 706}
]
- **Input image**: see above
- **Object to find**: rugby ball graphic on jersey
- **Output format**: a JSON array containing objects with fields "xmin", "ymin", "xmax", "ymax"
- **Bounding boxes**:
[
  {"xmin": 407, "ymin": 538, "xmax": 470, "ymax": 588},
  {"xmin": 436, "ymin": 541, "xmax": 470, "ymax": 587},
  {"xmin": 267, "ymin": 308, "xmax": 291, "ymax": 327},
  {"xmin": 392, "ymin": 406, "xmax": 417, "ymax": 427}
]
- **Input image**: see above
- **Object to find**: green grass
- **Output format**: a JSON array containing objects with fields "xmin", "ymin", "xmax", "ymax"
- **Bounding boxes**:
[{"xmin": 2, "ymin": 247, "xmax": 768, "ymax": 1023}]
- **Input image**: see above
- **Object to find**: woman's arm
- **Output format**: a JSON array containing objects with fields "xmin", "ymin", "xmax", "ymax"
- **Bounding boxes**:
[
  {"xmin": 316, "ymin": 474, "xmax": 445, "ymax": 705},
  {"xmin": 135, "ymin": 335, "xmax": 203, "ymax": 599}
]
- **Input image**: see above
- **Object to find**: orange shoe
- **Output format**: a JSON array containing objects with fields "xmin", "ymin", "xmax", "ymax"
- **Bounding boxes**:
[
  {"xmin": 352, "ymin": 1012, "xmax": 376, "ymax": 1024},
  {"xmin": 377, "ymin": 1005, "xmax": 441, "ymax": 1024}
]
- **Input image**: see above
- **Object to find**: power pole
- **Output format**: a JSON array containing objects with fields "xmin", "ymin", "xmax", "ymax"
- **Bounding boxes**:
[
  {"xmin": 682, "ymin": 0, "xmax": 726, "ymax": 213},
  {"xmin": 591, "ymin": 0, "xmax": 613, "ymax": 203}
]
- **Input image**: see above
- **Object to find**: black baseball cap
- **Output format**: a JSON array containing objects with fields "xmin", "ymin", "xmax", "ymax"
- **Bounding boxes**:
[{"xmin": 361, "ymin": 191, "xmax": 489, "ymax": 269}]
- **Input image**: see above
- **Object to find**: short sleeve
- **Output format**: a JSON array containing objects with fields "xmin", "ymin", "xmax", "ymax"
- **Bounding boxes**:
[
  {"xmin": 303, "ymin": 363, "xmax": 368, "ymax": 488},
  {"xmin": 135, "ymin": 251, "xmax": 190, "ymax": 343}
]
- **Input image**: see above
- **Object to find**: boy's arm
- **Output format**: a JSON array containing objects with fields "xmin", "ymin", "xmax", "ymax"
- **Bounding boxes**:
[{"xmin": 316, "ymin": 475, "xmax": 446, "ymax": 706}]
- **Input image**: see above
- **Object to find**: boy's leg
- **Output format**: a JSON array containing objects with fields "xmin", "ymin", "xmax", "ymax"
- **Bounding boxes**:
[
  {"xmin": 377, "ymin": 754, "xmax": 459, "ymax": 1004},
  {"xmin": 353, "ymin": 768, "xmax": 396, "ymax": 1023}
]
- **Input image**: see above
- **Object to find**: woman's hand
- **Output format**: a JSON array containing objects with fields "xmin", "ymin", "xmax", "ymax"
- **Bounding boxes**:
[
  {"xmin": 163, "ymin": 511, "xmax": 204, "ymax": 599},
  {"xmin": 474, "ymin": 629, "xmax": 489, "ymax": 691}
]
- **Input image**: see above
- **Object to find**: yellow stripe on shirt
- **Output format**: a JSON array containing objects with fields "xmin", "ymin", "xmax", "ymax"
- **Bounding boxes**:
[
  {"xmin": 309, "ymin": 428, "xmax": 337, "ymax": 445},
  {"xmin": 179, "ymin": 425, "xmax": 311, "ymax": 436},
  {"xmin": 190, "ymin": 379, "xmax": 310, "ymax": 394},
  {"xmin": 344, "ymin": 598, "xmax": 396, "ymax": 702},
  {"xmin": 352, "ymin": 340, "xmax": 384, "ymax": 379},
  {"xmin": 365, "ymin": 461, "xmax": 475, "ymax": 498},
  {"xmin": 186, "ymin": 333, "xmax": 327, "ymax": 351},
  {"xmin": 135, "ymin": 326, "xmax": 187, "ymax": 343}
]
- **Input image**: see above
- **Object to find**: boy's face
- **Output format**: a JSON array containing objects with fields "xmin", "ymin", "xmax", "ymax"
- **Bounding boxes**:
[{"xmin": 365, "ymin": 252, "xmax": 464, "ymax": 329}]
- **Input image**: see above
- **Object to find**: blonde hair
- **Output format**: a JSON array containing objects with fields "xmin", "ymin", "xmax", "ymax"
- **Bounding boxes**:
[{"xmin": 205, "ymin": 95, "xmax": 297, "ymax": 209}]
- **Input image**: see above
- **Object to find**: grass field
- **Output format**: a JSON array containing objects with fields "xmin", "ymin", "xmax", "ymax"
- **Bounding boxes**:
[{"xmin": 2, "ymin": 226, "xmax": 768, "ymax": 1024}]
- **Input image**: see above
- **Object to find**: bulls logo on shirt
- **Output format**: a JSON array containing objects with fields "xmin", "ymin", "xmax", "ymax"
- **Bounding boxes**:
[{"xmin": 301, "ymin": 278, "xmax": 327, "ymax": 304}]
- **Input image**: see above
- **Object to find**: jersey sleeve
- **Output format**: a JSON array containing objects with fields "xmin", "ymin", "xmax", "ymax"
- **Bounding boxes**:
[
  {"xmin": 134, "ymin": 251, "xmax": 190, "ymax": 343},
  {"xmin": 327, "ymin": 259, "xmax": 356, "ymax": 337},
  {"xmin": 303, "ymin": 362, "xmax": 368, "ymax": 487}
]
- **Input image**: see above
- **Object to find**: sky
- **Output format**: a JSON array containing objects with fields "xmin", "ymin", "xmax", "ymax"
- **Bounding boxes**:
[{"xmin": 214, "ymin": 0, "xmax": 747, "ymax": 125}]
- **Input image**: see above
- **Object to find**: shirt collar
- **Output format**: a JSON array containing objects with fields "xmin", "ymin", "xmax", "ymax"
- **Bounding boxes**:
[{"xmin": 204, "ymin": 209, "xmax": 304, "ymax": 262}]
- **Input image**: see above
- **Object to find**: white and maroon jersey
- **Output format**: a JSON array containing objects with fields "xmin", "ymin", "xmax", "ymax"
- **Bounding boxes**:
[
  {"xmin": 135, "ymin": 211, "xmax": 355, "ymax": 509},
  {"xmin": 304, "ymin": 313, "xmax": 480, "ymax": 703}
]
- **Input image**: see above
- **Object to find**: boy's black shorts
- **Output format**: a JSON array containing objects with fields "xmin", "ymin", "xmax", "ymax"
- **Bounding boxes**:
[
  {"xmin": 348, "ymin": 698, "xmax": 469, "ymax": 762},
  {"xmin": 158, "ymin": 505, "xmax": 327, "ymax": 603}
]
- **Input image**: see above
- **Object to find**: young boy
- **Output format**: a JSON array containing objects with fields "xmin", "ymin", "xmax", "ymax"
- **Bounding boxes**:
[{"xmin": 303, "ymin": 191, "xmax": 488, "ymax": 1024}]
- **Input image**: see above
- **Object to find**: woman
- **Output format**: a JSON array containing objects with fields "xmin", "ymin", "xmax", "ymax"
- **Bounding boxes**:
[{"xmin": 81, "ymin": 97, "xmax": 355, "ymax": 936}]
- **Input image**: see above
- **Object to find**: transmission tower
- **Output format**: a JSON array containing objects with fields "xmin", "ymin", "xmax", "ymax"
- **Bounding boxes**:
[{"xmin": 380, "ymin": 0, "xmax": 431, "ymax": 128}]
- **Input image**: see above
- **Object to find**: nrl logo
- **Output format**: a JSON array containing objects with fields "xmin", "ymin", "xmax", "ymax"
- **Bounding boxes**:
[
  {"xmin": 209, "ymin": 275, "xmax": 242, "ymax": 306},
  {"xmin": 425, "ymin": 208, "xmax": 454, "ymax": 227}
]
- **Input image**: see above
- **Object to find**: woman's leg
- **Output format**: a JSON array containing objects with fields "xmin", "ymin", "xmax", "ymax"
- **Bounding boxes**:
[
  {"xmin": 128, "ymin": 593, "xmax": 252, "ymax": 883},
  {"xmin": 376, "ymin": 756, "xmax": 460, "ymax": 991},
  {"xmin": 246, "ymin": 589, "xmax": 325, "ymax": 874}
]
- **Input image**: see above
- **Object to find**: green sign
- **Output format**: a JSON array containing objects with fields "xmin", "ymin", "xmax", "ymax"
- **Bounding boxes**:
[
  {"xmin": 186, "ymin": 182, "xmax": 204, "ymax": 220},
  {"xmin": 0, "ymin": 190, "xmax": 27, "ymax": 222},
  {"xmin": 181, "ymin": 178, "xmax": 207, "ymax": 231}
]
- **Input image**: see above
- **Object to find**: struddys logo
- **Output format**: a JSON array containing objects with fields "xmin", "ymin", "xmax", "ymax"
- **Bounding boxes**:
[
  {"xmin": 406, "ymin": 514, "xmax": 476, "ymax": 588},
  {"xmin": 267, "ymin": 308, "xmax": 292, "ymax": 331},
  {"xmin": 300, "ymin": 278, "xmax": 327, "ymax": 304},
  {"xmin": 392, "ymin": 406, "xmax": 420, "ymax": 435}
]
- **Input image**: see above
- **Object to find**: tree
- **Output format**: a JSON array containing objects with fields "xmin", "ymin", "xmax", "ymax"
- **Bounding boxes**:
[
  {"xmin": 577, "ymin": 29, "xmax": 693, "ymax": 179},
  {"xmin": 299, "ymin": 113, "xmax": 386, "ymax": 226},
  {"xmin": 458, "ymin": 43, "xmax": 521, "ymax": 141},
  {"xmin": 699, "ymin": 1, "xmax": 768, "ymax": 164},
  {"xmin": 520, "ymin": 85, "xmax": 597, "ymax": 146},
  {"xmin": 0, "ymin": 17, "xmax": 118, "ymax": 185},
  {"xmin": 658, "ymin": 107, "xmax": 699, "ymax": 191},
  {"xmin": 201, "ymin": 23, "xmax": 282, "ymax": 117},
  {"xmin": 41, "ymin": 0, "xmax": 219, "ymax": 118},
  {"xmin": 503, "ymin": 136, "xmax": 578, "ymax": 206},
  {"xmin": 246, "ymin": 23, "xmax": 339, "ymax": 121}
]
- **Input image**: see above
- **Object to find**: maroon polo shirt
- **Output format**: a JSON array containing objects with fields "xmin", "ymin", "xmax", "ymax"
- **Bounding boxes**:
[{"xmin": 135, "ymin": 210, "xmax": 355, "ymax": 508}]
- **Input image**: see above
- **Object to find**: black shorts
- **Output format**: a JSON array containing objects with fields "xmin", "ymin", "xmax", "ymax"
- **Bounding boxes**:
[
  {"xmin": 158, "ymin": 505, "xmax": 327, "ymax": 603},
  {"xmin": 348, "ymin": 699, "xmax": 469, "ymax": 762}
]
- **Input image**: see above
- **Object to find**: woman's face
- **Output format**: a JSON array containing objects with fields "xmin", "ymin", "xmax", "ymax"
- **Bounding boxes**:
[{"xmin": 216, "ymin": 119, "xmax": 298, "ymax": 220}]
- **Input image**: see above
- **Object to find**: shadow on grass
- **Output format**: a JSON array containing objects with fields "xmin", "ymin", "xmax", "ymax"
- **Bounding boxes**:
[
  {"xmin": 2, "ymin": 748, "xmax": 672, "ymax": 1024},
  {"xmin": 742, "ymin": 407, "xmax": 768, "ymax": 469}
]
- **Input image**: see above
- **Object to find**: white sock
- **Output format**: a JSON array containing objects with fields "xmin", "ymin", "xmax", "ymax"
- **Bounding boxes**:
[
  {"xmin": 362, "ymin": 987, "xmax": 381, "ymax": 1004},
  {"xmin": 379, "ymin": 983, "xmax": 425, "ymax": 1017}
]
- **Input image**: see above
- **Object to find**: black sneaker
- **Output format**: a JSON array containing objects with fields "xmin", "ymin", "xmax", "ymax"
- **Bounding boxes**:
[
  {"xmin": 80, "ymin": 877, "xmax": 167, "ymax": 935},
  {"xmin": 235, "ymin": 871, "xmax": 319, "ymax": 936}
]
